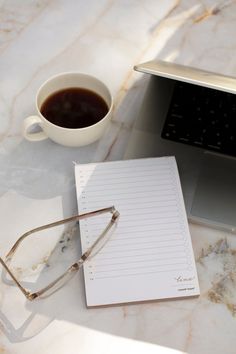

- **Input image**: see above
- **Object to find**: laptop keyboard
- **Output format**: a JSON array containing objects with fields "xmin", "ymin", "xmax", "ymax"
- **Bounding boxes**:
[{"xmin": 161, "ymin": 81, "xmax": 236, "ymax": 157}]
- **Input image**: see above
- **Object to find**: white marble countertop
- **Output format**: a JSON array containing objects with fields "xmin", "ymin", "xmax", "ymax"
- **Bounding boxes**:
[{"xmin": 1, "ymin": 1, "xmax": 236, "ymax": 353}]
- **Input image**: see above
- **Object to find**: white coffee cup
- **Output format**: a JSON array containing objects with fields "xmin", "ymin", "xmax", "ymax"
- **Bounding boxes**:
[{"xmin": 22, "ymin": 72, "xmax": 113, "ymax": 147}]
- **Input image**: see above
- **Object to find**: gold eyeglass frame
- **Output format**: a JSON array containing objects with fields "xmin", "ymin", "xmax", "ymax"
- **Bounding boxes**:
[{"xmin": 0, "ymin": 206, "xmax": 119, "ymax": 301}]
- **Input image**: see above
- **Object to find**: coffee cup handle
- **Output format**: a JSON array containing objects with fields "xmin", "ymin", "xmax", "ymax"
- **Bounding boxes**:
[{"xmin": 22, "ymin": 116, "xmax": 48, "ymax": 142}]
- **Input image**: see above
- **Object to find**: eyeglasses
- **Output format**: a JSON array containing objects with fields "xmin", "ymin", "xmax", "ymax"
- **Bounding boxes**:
[{"xmin": 0, "ymin": 206, "xmax": 119, "ymax": 301}]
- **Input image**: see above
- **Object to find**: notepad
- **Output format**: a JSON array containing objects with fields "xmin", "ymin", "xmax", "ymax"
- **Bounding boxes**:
[{"xmin": 75, "ymin": 157, "xmax": 200, "ymax": 307}]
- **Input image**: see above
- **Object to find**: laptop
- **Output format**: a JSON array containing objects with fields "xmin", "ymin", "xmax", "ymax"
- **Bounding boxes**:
[{"xmin": 125, "ymin": 60, "xmax": 236, "ymax": 232}]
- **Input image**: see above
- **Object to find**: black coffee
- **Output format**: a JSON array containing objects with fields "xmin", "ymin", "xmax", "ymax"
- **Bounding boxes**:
[{"xmin": 40, "ymin": 88, "xmax": 109, "ymax": 129}]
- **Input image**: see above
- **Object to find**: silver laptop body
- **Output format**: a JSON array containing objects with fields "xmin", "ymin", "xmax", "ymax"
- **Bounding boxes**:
[{"xmin": 125, "ymin": 60, "xmax": 236, "ymax": 233}]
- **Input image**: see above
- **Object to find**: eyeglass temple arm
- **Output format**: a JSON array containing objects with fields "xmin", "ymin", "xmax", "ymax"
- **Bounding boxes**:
[
  {"xmin": 81, "ymin": 208, "xmax": 120, "ymax": 260},
  {"xmin": 6, "ymin": 206, "xmax": 116, "ymax": 261}
]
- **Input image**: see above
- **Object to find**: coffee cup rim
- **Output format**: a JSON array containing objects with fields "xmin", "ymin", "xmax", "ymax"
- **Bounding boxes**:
[{"xmin": 35, "ymin": 72, "xmax": 113, "ymax": 131}]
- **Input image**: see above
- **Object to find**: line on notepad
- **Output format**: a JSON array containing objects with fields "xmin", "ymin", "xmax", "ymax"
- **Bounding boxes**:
[
  {"xmin": 80, "ymin": 164, "xmax": 171, "ymax": 175},
  {"xmin": 96, "ymin": 250, "xmax": 186, "ymax": 261},
  {"xmin": 80, "ymin": 164, "xmax": 171, "ymax": 173},
  {"xmin": 104, "ymin": 238, "xmax": 185, "ymax": 249},
  {"xmin": 87, "ymin": 226, "xmax": 183, "ymax": 236},
  {"xmin": 94, "ymin": 267, "xmax": 189, "ymax": 279},
  {"xmin": 87, "ymin": 221, "xmax": 181, "ymax": 231},
  {"xmin": 123, "ymin": 203, "xmax": 178, "ymax": 211},
  {"xmin": 87, "ymin": 220, "xmax": 180, "ymax": 229},
  {"xmin": 80, "ymin": 181, "xmax": 174, "ymax": 192},
  {"xmin": 95, "ymin": 260, "xmax": 187, "ymax": 273},
  {"xmin": 106, "ymin": 233, "xmax": 184, "ymax": 242},
  {"xmin": 84, "ymin": 210, "xmax": 179, "ymax": 222},
  {"xmin": 94, "ymin": 255, "xmax": 185, "ymax": 267},
  {"xmin": 81, "ymin": 197, "xmax": 178, "ymax": 207},
  {"xmin": 80, "ymin": 173, "xmax": 173, "ymax": 183},
  {"xmin": 82, "ymin": 200, "xmax": 178, "ymax": 209},
  {"xmin": 81, "ymin": 192, "xmax": 177, "ymax": 200},
  {"xmin": 99, "ymin": 244, "xmax": 186, "ymax": 254}
]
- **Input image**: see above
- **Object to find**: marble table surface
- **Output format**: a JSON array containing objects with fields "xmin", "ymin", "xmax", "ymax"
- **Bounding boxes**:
[{"xmin": 1, "ymin": 1, "xmax": 236, "ymax": 353}]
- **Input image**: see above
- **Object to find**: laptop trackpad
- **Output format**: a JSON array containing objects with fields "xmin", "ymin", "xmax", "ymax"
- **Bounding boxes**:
[{"xmin": 191, "ymin": 154, "xmax": 236, "ymax": 230}]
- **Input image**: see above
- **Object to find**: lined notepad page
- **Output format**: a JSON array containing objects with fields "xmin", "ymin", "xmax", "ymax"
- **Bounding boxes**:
[{"xmin": 75, "ymin": 157, "xmax": 199, "ymax": 307}]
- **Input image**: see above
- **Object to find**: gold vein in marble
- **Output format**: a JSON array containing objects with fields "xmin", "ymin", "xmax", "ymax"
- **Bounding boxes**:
[
  {"xmin": 193, "ymin": 0, "xmax": 235, "ymax": 23},
  {"xmin": 198, "ymin": 238, "xmax": 236, "ymax": 316}
]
